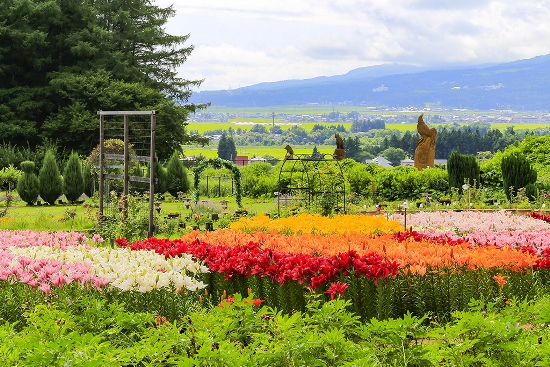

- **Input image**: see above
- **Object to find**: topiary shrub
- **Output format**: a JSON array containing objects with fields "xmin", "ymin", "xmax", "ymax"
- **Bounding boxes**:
[
  {"xmin": 154, "ymin": 161, "xmax": 168, "ymax": 195},
  {"xmin": 166, "ymin": 152, "xmax": 189, "ymax": 198},
  {"xmin": 501, "ymin": 152, "xmax": 537, "ymax": 201},
  {"xmin": 82, "ymin": 161, "xmax": 95, "ymax": 198},
  {"xmin": 447, "ymin": 150, "xmax": 480, "ymax": 193},
  {"xmin": 17, "ymin": 161, "xmax": 39, "ymax": 205},
  {"xmin": 63, "ymin": 152, "xmax": 84, "ymax": 203},
  {"xmin": 39, "ymin": 150, "xmax": 63, "ymax": 205}
]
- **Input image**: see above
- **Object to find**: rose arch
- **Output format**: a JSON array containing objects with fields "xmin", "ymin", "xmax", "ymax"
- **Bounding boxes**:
[{"xmin": 192, "ymin": 158, "xmax": 243, "ymax": 208}]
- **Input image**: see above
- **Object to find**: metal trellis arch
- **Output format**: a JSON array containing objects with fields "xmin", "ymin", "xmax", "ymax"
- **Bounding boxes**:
[{"xmin": 276, "ymin": 153, "xmax": 346, "ymax": 216}]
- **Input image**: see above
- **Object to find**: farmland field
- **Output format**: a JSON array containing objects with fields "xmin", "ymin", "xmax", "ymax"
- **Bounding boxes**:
[{"xmin": 183, "ymin": 144, "xmax": 335, "ymax": 159}]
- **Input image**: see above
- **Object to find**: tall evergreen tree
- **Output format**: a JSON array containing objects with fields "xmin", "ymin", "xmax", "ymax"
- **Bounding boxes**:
[
  {"xmin": 17, "ymin": 161, "xmax": 40, "ymax": 205},
  {"xmin": 501, "ymin": 152, "xmax": 537, "ymax": 200},
  {"xmin": 226, "ymin": 136, "xmax": 238, "ymax": 163},
  {"xmin": 447, "ymin": 150, "xmax": 480, "ymax": 193},
  {"xmin": 82, "ymin": 161, "xmax": 95, "ymax": 198},
  {"xmin": 0, "ymin": 0, "xmax": 206, "ymax": 159},
  {"xmin": 165, "ymin": 152, "xmax": 189, "ymax": 198},
  {"xmin": 39, "ymin": 150, "xmax": 63, "ymax": 205},
  {"xmin": 217, "ymin": 133, "xmax": 229, "ymax": 160},
  {"xmin": 63, "ymin": 152, "xmax": 84, "ymax": 203}
]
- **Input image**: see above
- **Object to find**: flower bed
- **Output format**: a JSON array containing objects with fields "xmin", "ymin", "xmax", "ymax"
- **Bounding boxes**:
[{"xmin": 118, "ymin": 213, "xmax": 550, "ymax": 320}]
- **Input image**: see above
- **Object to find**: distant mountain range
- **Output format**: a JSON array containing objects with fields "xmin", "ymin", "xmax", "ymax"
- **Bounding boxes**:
[{"xmin": 189, "ymin": 54, "xmax": 550, "ymax": 110}]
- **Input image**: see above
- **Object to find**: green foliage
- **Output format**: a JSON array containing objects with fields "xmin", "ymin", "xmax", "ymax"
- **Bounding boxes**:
[
  {"xmin": 38, "ymin": 151, "xmax": 63, "ymax": 205},
  {"xmin": 99, "ymin": 193, "xmax": 152, "ymax": 243},
  {"xmin": 0, "ymin": 0, "xmax": 204, "ymax": 160},
  {"xmin": 193, "ymin": 158, "xmax": 243, "ymax": 207},
  {"xmin": 501, "ymin": 151, "xmax": 537, "ymax": 201},
  {"xmin": 165, "ymin": 152, "xmax": 190, "ymax": 197},
  {"xmin": 17, "ymin": 161, "xmax": 40, "ymax": 205},
  {"xmin": 240, "ymin": 162, "xmax": 276, "ymax": 198},
  {"xmin": 217, "ymin": 132, "xmax": 238, "ymax": 161},
  {"xmin": 447, "ymin": 150, "xmax": 480, "ymax": 193},
  {"xmin": 81, "ymin": 161, "xmax": 95, "ymax": 198},
  {"xmin": 62, "ymin": 152, "xmax": 84, "ymax": 203},
  {"xmin": 154, "ymin": 161, "xmax": 168, "ymax": 195},
  {"xmin": 4, "ymin": 287, "xmax": 550, "ymax": 366},
  {"xmin": 379, "ymin": 146, "xmax": 407, "ymax": 166},
  {"xmin": 0, "ymin": 165, "xmax": 22, "ymax": 191}
]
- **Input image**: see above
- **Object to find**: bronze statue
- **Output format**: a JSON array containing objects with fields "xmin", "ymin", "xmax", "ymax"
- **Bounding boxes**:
[
  {"xmin": 284, "ymin": 144, "xmax": 294, "ymax": 159},
  {"xmin": 333, "ymin": 133, "xmax": 345, "ymax": 160},
  {"xmin": 414, "ymin": 114, "xmax": 437, "ymax": 170}
]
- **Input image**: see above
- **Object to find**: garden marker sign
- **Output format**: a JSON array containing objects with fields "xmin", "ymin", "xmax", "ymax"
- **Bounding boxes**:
[{"xmin": 97, "ymin": 110, "xmax": 156, "ymax": 237}]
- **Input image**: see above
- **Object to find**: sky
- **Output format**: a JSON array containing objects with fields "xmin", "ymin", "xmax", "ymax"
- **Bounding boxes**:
[{"xmin": 156, "ymin": 0, "xmax": 550, "ymax": 92}]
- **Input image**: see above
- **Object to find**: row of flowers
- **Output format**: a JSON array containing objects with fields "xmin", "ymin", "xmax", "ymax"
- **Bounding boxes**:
[
  {"xmin": 0, "ymin": 230, "xmax": 208, "ymax": 294},
  {"xmin": 229, "ymin": 213, "xmax": 402, "ymax": 235},
  {"xmin": 117, "ymin": 237, "xmax": 399, "ymax": 288}
]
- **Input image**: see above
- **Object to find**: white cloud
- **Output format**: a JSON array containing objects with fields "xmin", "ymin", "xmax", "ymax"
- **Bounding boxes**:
[{"xmin": 157, "ymin": 0, "xmax": 550, "ymax": 90}]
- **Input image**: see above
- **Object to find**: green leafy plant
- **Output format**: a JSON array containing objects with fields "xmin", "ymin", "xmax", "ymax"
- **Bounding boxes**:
[
  {"xmin": 38, "ymin": 150, "xmax": 62, "ymax": 205},
  {"xmin": 16, "ymin": 161, "xmax": 40, "ymax": 205}
]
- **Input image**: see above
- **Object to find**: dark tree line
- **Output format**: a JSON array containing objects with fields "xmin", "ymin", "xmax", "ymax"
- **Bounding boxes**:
[
  {"xmin": 0, "ymin": 0, "xmax": 206, "ymax": 161},
  {"xmin": 350, "ymin": 119, "xmax": 386, "ymax": 133},
  {"xmin": 390, "ymin": 126, "xmax": 526, "ymax": 159}
]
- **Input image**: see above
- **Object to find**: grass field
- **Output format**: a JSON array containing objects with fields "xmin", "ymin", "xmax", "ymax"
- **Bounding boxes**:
[{"xmin": 183, "ymin": 144, "xmax": 335, "ymax": 159}]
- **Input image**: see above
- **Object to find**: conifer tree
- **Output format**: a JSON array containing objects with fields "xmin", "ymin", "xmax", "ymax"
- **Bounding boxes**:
[
  {"xmin": 82, "ymin": 161, "xmax": 95, "ymax": 198},
  {"xmin": 501, "ymin": 152, "xmax": 537, "ymax": 200},
  {"xmin": 17, "ymin": 161, "xmax": 39, "ymax": 205},
  {"xmin": 226, "ymin": 135, "xmax": 238, "ymax": 162},
  {"xmin": 165, "ymin": 152, "xmax": 189, "ymax": 198},
  {"xmin": 154, "ymin": 161, "xmax": 168, "ymax": 195},
  {"xmin": 447, "ymin": 150, "xmax": 480, "ymax": 193},
  {"xmin": 39, "ymin": 150, "xmax": 63, "ymax": 205},
  {"xmin": 63, "ymin": 152, "xmax": 84, "ymax": 203},
  {"xmin": 217, "ymin": 133, "xmax": 229, "ymax": 160}
]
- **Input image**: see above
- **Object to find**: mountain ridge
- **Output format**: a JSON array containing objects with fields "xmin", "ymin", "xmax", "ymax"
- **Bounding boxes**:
[{"xmin": 189, "ymin": 54, "xmax": 550, "ymax": 110}]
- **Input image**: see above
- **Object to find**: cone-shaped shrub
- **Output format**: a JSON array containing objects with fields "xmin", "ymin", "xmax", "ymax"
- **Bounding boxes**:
[
  {"xmin": 154, "ymin": 161, "xmax": 168, "ymax": 195},
  {"xmin": 501, "ymin": 151, "xmax": 537, "ymax": 200},
  {"xmin": 63, "ymin": 152, "xmax": 84, "ymax": 203},
  {"xmin": 166, "ymin": 152, "xmax": 189, "ymax": 198},
  {"xmin": 82, "ymin": 161, "xmax": 95, "ymax": 198},
  {"xmin": 17, "ymin": 161, "xmax": 39, "ymax": 205},
  {"xmin": 447, "ymin": 150, "xmax": 480, "ymax": 193},
  {"xmin": 39, "ymin": 150, "xmax": 63, "ymax": 205}
]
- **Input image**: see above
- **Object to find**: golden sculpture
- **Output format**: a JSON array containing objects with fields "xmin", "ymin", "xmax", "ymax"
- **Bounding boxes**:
[
  {"xmin": 333, "ymin": 133, "xmax": 346, "ymax": 160},
  {"xmin": 414, "ymin": 114, "xmax": 437, "ymax": 170},
  {"xmin": 284, "ymin": 144, "xmax": 294, "ymax": 159}
]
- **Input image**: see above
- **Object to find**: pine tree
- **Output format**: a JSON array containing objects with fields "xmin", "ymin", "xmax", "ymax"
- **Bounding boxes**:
[
  {"xmin": 17, "ymin": 161, "xmax": 39, "ymax": 205},
  {"xmin": 226, "ymin": 136, "xmax": 238, "ymax": 162},
  {"xmin": 217, "ymin": 133, "xmax": 229, "ymax": 160},
  {"xmin": 501, "ymin": 152, "xmax": 537, "ymax": 200},
  {"xmin": 63, "ymin": 152, "xmax": 84, "ymax": 203},
  {"xmin": 311, "ymin": 146, "xmax": 323, "ymax": 160},
  {"xmin": 165, "ymin": 152, "xmax": 189, "ymax": 198},
  {"xmin": 39, "ymin": 150, "xmax": 63, "ymax": 205},
  {"xmin": 154, "ymin": 161, "xmax": 168, "ymax": 195},
  {"xmin": 82, "ymin": 161, "xmax": 95, "ymax": 198}
]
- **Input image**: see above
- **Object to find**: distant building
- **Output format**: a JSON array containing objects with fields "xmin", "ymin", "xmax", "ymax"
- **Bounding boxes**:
[
  {"xmin": 235, "ymin": 155, "xmax": 248, "ymax": 166},
  {"xmin": 400, "ymin": 158, "xmax": 447, "ymax": 168},
  {"xmin": 372, "ymin": 84, "xmax": 389, "ymax": 92},
  {"xmin": 366, "ymin": 156, "xmax": 393, "ymax": 168}
]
